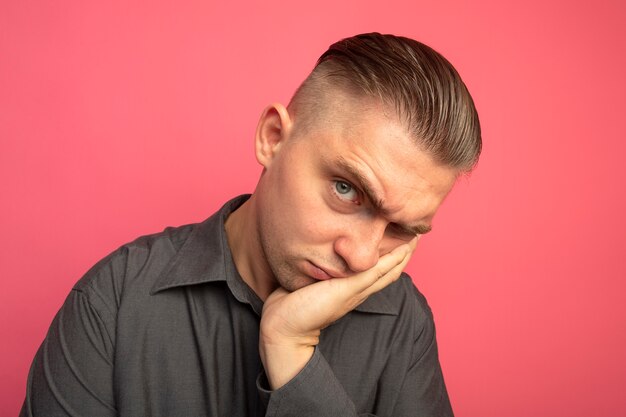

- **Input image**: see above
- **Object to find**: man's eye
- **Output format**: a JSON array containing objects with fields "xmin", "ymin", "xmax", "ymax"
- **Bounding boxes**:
[{"xmin": 334, "ymin": 180, "xmax": 358, "ymax": 201}]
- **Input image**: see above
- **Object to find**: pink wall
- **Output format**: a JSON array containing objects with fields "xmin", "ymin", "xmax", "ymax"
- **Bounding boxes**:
[{"xmin": 2, "ymin": 1, "xmax": 625, "ymax": 415}]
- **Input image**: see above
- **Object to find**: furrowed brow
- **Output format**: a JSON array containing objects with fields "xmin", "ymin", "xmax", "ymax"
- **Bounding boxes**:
[
  {"xmin": 333, "ymin": 157, "xmax": 433, "ymax": 236},
  {"xmin": 334, "ymin": 157, "xmax": 386, "ymax": 211}
]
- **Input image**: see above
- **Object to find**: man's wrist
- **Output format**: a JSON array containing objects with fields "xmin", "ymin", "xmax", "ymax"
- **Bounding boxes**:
[{"xmin": 259, "ymin": 340, "xmax": 315, "ymax": 389}]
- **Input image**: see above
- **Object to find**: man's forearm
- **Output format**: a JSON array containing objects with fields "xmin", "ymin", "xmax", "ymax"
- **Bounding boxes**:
[{"xmin": 259, "ymin": 331, "xmax": 317, "ymax": 389}]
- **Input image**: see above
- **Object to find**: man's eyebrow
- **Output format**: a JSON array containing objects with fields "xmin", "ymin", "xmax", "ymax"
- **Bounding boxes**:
[
  {"xmin": 331, "ymin": 157, "xmax": 433, "ymax": 235},
  {"xmin": 402, "ymin": 223, "xmax": 432, "ymax": 235},
  {"xmin": 334, "ymin": 157, "xmax": 386, "ymax": 211}
]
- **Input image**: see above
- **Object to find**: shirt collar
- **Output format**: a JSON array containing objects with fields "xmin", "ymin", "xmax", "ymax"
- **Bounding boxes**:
[{"xmin": 151, "ymin": 195, "xmax": 398, "ymax": 316}]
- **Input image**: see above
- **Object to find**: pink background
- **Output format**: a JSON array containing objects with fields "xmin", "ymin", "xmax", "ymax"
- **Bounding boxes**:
[{"xmin": 2, "ymin": 0, "xmax": 625, "ymax": 416}]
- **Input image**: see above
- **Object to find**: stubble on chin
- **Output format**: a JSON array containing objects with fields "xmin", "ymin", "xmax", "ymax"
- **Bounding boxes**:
[{"xmin": 267, "ymin": 258, "xmax": 316, "ymax": 293}]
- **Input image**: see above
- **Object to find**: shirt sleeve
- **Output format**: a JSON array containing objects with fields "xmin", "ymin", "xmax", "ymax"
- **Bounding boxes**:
[
  {"xmin": 257, "ymin": 348, "xmax": 358, "ymax": 417},
  {"xmin": 390, "ymin": 303, "xmax": 454, "ymax": 417},
  {"xmin": 20, "ymin": 278, "xmax": 118, "ymax": 416}
]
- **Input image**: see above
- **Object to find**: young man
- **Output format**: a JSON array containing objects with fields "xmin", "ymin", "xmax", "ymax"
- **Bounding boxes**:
[{"xmin": 21, "ymin": 33, "xmax": 481, "ymax": 416}]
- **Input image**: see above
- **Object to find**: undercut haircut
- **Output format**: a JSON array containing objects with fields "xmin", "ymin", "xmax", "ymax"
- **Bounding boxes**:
[{"xmin": 288, "ymin": 32, "xmax": 482, "ymax": 172}]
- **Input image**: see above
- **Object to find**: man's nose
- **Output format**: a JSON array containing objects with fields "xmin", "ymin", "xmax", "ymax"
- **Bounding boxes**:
[{"xmin": 333, "ymin": 218, "xmax": 388, "ymax": 273}]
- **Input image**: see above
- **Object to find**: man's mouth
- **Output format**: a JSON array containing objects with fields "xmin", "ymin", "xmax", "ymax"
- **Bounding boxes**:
[{"xmin": 306, "ymin": 261, "xmax": 345, "ymax": 281}]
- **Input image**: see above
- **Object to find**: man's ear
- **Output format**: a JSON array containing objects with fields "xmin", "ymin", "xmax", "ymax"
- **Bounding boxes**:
[{"xmin": 255, "ymin": 103, "xmax": 293, "ymax": 168}]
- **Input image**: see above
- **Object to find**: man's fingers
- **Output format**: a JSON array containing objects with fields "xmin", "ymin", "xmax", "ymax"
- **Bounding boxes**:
[
  {"xmin": 342, "ymin": 238, "xmax": 416, "ymax": 293},
  {"xmin": 360, "ymin": 246, "xmax": 413, "ymax": 297}
]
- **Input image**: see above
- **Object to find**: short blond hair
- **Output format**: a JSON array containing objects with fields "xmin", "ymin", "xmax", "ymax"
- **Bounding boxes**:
[{"xmin": 289, "ymin": 33, "xmax": 482, "ymax": 172}]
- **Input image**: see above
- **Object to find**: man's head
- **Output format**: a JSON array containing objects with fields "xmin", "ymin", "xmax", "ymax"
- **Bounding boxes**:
[
  {"xmin": 288, "ymin": 32, "xmax": 481, "ymax": 172},
  {"xmin": 237, "ymin": 33, "xmax": 481, "ymax": 297}
]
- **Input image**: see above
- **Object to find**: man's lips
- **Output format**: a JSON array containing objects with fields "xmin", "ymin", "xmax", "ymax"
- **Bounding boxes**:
[{"xmin": 305, "ymin": 261, "xmax": 345, "ymax": 281}]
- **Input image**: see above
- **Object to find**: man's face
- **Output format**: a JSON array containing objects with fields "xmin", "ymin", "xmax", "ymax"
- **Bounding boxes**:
[{"xmin": 254, "ymin": 97, "xmax": 458, "ymax": 292}]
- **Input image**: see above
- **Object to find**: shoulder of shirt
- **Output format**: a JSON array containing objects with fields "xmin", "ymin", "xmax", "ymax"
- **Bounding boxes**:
[
  {"xmin": 71, "ymin": 221, "xmax": 200, "ymax": 302},
  {"xmin": 355, "ymin": 271, "xmax": 434, "ymax": 320},
  {"xmin": 390, "ymin": 273, "xmax": 435, "ymax": 326}
]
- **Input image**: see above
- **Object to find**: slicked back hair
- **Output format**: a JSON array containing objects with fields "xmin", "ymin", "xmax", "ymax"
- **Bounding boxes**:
[{"xmin": 288, "ymin": 33, "xmax": 482, "ymax": 172}]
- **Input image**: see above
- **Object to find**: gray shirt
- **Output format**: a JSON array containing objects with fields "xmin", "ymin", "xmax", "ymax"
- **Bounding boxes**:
[{"xmin": 21, "ymin": 195, "xmax": 453, "ymax": 417}]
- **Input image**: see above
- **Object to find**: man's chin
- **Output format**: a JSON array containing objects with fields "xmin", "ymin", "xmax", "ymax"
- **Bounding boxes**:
[{"xmin": 277, "ymin": 275, "xmax": 319, "ymax": 293}]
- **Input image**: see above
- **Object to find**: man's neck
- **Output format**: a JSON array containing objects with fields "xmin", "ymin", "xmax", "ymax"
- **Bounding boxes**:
[{"xmin": 224, "ymin": 196, "xmax": 277, "ymax": 301}]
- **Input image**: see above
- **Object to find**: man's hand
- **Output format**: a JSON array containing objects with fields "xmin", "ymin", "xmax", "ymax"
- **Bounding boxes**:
[{"xmin": 259, "ymin": 238, "xmax": 418, "ymax": 389}]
